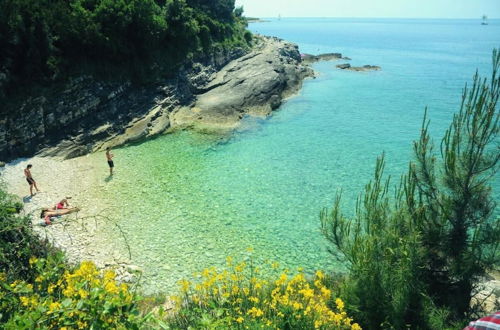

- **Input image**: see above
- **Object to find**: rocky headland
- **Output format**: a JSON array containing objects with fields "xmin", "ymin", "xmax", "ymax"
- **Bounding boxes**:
[{"xmin": 0, "ymin": 36, "xmax": 313, "ymax": 162}]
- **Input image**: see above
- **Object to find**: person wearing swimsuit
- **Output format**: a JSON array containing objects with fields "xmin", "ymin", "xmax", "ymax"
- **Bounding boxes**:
[
  {"xmin": 40, "ymin": 207, "xmax": 80, "ymax": 225},
  {"xmin": 24, "ymin": 164, "xmax": 40, "ymax": 196},
  {"xmin": 54, "ymin": 198, "xmax": 71, "ymax": 210},
  {"xmin": 106, "ymin": 148, "xmax": 114, "ymax": 175}
]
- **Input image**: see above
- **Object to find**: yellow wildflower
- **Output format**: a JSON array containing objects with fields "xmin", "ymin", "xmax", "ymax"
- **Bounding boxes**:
[
  {"xmin": 103, "ymin": 270, "xmax": 115, "ymax": 281},
  {"xmin": 321, "ymin": 287, "xmax": 331, "ymax": 299},
  {"xmin": 246, "ymin": 247, "xmax": 254, "ymax": 253},
  {"xmin": 235, "ymin": 262, "xmax": 246, "ymax": 273},
  {"xmin": 78, "ymin": 288, "xmax": 89, "ymax": 299},
  {"xmin": 29, "ymin": 257, "xmax": 38, "ymax": 265},
  {"xmin": 104, "ymin": 282, "xmax": 119, "ymax": 294},
  {"xmin": 351, "ymin": 323, "xmax": 362, "ymax": 330},
  {"xmin": 47, "ymin": 284, "xmax": 56, "ymax": 294},
  {"xmin": 63, "ymin": 286, "xmax": 75, "ymax": 297},
  {"xmin": 236, "ymin": 316, "xmax": 244, "ymax": 323},
  {"xmin": 179, "ymin": 279, "xmax": 190, "ymax": 293},
  {"xmin": 249, "ymin": 296, "xmax": 259, "ymax": 303},
  {"xmin": 20, "ymin": 296, "xmax": 30, "ymax": 306},
  {"xmin": 247, "ymin": 307, "xmax": 264, "ymax": 317},
  {"xmin": 232, "ymin": 286, "xmax": 239, "ymax": 295},
  {"xmin": 315, "ymin": 270, "xmax": 325, "ymax": 280},
  {"xmin": 336, "ymin": 298, "xmax": 345, "ymax": 311},
  {"xmin": 315, "ymin": 320, "xmax": 322, "ymax": 329},
  {"xmin": 299, "ymin": 288, "xmax": 314, "ymax": 299},
  {"xmin": 48, "ymin": 301, "xmax": 61, "ymax": 314},
  {"xmin": 275, "ymin": 273, "xmax": 287, "ymax": 286}
]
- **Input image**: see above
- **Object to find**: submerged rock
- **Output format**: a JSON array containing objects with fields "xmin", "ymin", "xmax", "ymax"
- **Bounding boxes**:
[
  {"xmin": 336, "ymin": 63, "xmax": 351, "ymax": 69},
  {"xmin": 337, "ymin": 64, "xmax": 381, "ymax": 72}
]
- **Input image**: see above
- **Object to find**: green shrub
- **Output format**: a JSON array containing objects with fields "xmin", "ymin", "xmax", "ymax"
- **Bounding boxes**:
[
  {"xmin": 1, "ymin": 259, "xmax": 148, "ymax": 329},
  {"xmin": 0, "ymin": 187, "xmax": 54, "ymax": 282},
  {"xmin": 321, "ymin": 50, "xmax": 500, "ymax": 328}
]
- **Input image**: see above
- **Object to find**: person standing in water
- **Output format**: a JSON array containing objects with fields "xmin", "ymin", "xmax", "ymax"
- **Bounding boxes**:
[
  {"xmin": 106, "ymin": 147, "xmax": 114, "ymax": 175},
  {"xmin": 24, "ymin": 164, "xmax": 40, "ymax": 196}
]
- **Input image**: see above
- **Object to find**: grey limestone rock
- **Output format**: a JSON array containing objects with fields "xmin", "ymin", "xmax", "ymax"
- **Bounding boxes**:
[{"xmin": 0, "ymin": 37, "xmax": 312, "ymax": 160}]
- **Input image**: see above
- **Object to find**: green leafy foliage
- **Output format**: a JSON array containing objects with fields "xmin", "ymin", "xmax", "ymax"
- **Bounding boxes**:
[
  {"xmin": 0, "ymin": 259, "xmax": 149, "ymax": 329},
  {"xmin": 321, "ymin": 50, "xmax": 500, "ymax": 329},
  {"xmin": 0, "ymin": 0, "xmax": 252, "ymax": 100},
  {"xmin": 0, "ymin": 187, "xmax": 52, "ymax": 283}
]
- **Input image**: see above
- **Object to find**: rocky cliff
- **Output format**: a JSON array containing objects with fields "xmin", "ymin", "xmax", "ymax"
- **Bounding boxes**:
[{"xmin": 0, "ymin": 36, "xmax": 313, "ymax": 161}]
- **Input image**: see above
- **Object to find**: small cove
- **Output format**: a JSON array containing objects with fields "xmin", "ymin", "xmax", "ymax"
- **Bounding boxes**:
[{"xmin": 4, "ymin": 18, "xmax": 500, "ymax": 294}]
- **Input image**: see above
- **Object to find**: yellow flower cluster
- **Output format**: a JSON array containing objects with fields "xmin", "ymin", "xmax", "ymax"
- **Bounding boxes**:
[
  {"xmin": 172, "ymin": 256, "xmax": 361, "ymax": 329},
  {"xmin": 5, "ymin": 260, "xmax": 137, "ymax": 329}
]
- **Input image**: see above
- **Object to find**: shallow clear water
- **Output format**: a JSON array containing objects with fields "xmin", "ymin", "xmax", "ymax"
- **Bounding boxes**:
[{"xmin": 92, "ymin": 18, "xmax": 500, "ymax": 293}]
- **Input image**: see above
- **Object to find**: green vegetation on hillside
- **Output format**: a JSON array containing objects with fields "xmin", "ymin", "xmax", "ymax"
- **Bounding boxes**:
[
  {"xmin": 0, "ymin": 0, "xmax": 252, "ymax": 100},
  {"xmin": 321, "ymin": 50, "xmax": 500, "ymax": 329}
]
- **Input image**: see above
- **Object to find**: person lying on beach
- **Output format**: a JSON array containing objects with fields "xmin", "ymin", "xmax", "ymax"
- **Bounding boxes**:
[
  {"xmin": 40, "ymin": 207, "xmax": 80, "ymax": 225},
  {"xmin": 52, "ymin": 197, "xmax": 71, "ymax": 210}
]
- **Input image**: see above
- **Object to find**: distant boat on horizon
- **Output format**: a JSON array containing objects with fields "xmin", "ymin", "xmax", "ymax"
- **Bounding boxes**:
[{"xmin": 481, "ymin": 15, "xmax": 488, "ymax": 25}]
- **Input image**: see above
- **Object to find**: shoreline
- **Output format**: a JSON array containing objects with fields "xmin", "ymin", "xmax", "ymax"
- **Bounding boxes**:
[{"xmin": 0, "ymin": 155, "xmax": 140, "ymax": 283}]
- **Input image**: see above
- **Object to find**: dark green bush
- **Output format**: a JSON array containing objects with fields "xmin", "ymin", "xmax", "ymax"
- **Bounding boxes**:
[
  {"xmin": 0, "ymin": 0, "xmax": 252, "ymax": 101},
  {"xmin": 0, "ymin": 187, "xmax": 54, "ymax": 283}
]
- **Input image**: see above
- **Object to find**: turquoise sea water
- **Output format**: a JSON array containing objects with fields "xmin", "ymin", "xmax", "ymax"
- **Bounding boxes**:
[{"xmin": 95, "ymin": 19, "xmax": 500, "ymax": 293}]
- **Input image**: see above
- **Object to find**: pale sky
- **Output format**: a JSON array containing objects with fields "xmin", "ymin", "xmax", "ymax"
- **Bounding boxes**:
[{"xmin": 235, "ymin": 0, "xmax": 500, "ymax": 19}]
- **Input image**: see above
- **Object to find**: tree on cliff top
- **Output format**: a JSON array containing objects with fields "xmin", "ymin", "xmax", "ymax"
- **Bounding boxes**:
[
  {"xmin": 321, "ymin": 50, "xmax": 500, "ymax": 329},
  {"xmin": 0, "ymin": 0, "xmax": 250, "ymax": 101}
]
